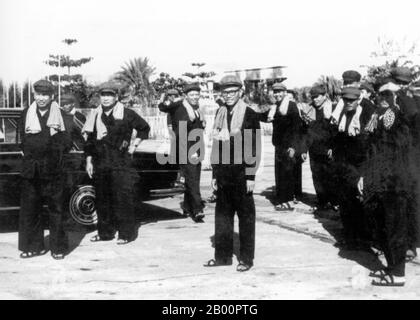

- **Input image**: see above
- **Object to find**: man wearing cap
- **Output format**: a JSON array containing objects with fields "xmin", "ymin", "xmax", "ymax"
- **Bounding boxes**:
[
  {"xmin": 60, "ymin": 93, "xmax": 86, "ymax": 150},
  {"xmin": 205, "ymin": 75, "xmax": 261, "ymax": 272},
  {"xmin": 362, "ymin": 83, "xmax": 415, "ymax": 286},
  {"xmin": 261, "ymin": 82, "xmax": 304, "ymax": 210},
  {"xmin": 302, "ymin": 85, "xmax": 337, "ymax": 210},
  {"xmin": 18, "ymin": 79, "xmax": 72, "ymax": 259},
  {"xmin": 390, "ymin": 67, "xmax": 420, "ymax": 260},
  {"xmin": 330, "ymin": 86, "xmax": 372, "ymax": 250},
  {"xmin": 83, "ymin": 82, "xmax": 150, "ymax": 244},
  {"xmin": 342, "ymin": 70, "xmax": 362, "ymax": 88},
  {"xmin": 158, "ymin": 83, "xmax": 205, "ymax": 222}
]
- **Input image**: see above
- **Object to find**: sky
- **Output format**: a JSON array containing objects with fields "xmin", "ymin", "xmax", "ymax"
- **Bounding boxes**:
[{"xmin": 1, "ymin": 0, "xmax": 420, "ymax": 87}]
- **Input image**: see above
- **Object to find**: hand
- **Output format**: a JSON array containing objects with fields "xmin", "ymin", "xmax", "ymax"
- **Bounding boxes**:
[
  {"xmin": 246, "ymin": 180, "xmax": 255, "ymax": 193},
  {"xmin": 128, "ymin": 146, "xmax": 136, "ymax": 155},
  {"xmin": 357, "ymin": 177, "xmax": 364, "ymax": 196},
  {"xmin": 86, "ymin": 159, "xmax": 94, "ymax": 179},
  {"xmin": 301, "ymin": 153, "xmax": 307, "ymax": 162},
  {"xmin": 327, "ymin": 149, "xmax": 333, "ymax": 160},
  {"xmin": 211, "ymin": 179, "xmax": 218, "ymax": 191},
  {"xmin": 287, "ymin": 148, "xmax": 295, "ymax": 158},
  {"xmin": 119, "ymin": 140, "xmax": 129, "ymax": 152}
]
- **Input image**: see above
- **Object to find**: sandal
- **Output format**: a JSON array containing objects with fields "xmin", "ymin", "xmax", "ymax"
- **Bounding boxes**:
[
  {"xmin": 51, "ymin": 253, "xmax": 65, "ymax": 260},
  {"xmin": 117, "ymin": 239, "xmax": 133, "ymax": 245},
  {"xmin": 371, "ymin": 273, "xmax": 405, "ymax": 287},
  {"xmin": 20, "ymin": 250, "xmax": 47, "ymax": 259},
  {"xmin": 203, "ymin": 258, "xmax": 232, "ymax": 267},
  {"xmin": 275, "ymin": 203, "xmax": 293, "ymax": 211},
  {"xmin": 90, "ymin": 235, "xmax": 114, "ymax": 242},
  {"xmin": 236, "ymin": 262, "xmax": 252, "ymax": 272},
  {"xmin": 369, "ymin": 269, "xmax": 387, "ymax": 278},
  {"xmin": 406, "ymin": 249, "xmax": 417, "ymax": 262}
]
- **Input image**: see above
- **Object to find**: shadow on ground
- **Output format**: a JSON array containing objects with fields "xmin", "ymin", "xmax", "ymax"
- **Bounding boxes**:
[{"xmin": 208, "ymin": 233, "xmax": 241, "ymax": 262}]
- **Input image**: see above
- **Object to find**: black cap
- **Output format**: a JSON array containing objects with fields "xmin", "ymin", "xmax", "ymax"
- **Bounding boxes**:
[
  {"xmin": 33, "ymin": 80, "xmax": 54, "ymax": 95},
  {"xmin": 342, "ymin": 70, "xmax": 361, "ymax": 85},
  {"xmin": 183, "ymin": 83, "xmax": 201, "ymax": 94},
  {"xmin": 219, "ymin": 75, "xmax": 242, "ymax": 90},
  {"xmin": 99, "ymin": 81, "xmax": 121, "ymax": 95},
  {"xmin": 61, "ymin": 93, "xmax": 79, "ymax": 106},
  {"xmin": 360, "ymin": 82, "xmax": 374, "ymax": 93},
  {"xmin": 310, "ymin": 85, "xmax": 327, "ymax": 97},
  {"xmin": 391, "ymin": 67, "xmax": 412, "ymax": 85},
  {"xmin": 341, "ymin": 87, "xmax": 361, "ymax": 100}
]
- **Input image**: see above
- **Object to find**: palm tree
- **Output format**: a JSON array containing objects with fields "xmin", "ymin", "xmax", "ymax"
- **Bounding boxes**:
[
  {"xmin": 315, "ymin": 75, "xmax": 342, "ymax": 102},
  {"xmin": 113, "ymin": 57, "xmax": 156, "ymax": 107}
]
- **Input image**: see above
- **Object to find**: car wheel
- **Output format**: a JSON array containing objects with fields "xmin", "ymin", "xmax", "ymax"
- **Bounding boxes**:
[{"xmin": 69, "ymin": 185, "xmax": 97, "ymax": 226}]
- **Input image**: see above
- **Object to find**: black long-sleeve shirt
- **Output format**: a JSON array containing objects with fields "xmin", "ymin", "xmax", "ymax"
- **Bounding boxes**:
[
  {"xmin": 84, "ymin": 107, "xmax": 150, "ymax": 169},
  {"xmin": 211, "ymin": 104, "xmax": 261, "ymax": 183}
]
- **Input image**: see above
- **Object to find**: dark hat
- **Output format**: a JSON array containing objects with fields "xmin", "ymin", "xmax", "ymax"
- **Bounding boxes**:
[
  {"xmin": 342, "ymin": 70, "xmax": 362, "ymax": 85},
  {"xmin": 98, "ymin": 81, "xmax": 120, "ymax": 95},
  {"xmin": 360, "ymin": 82, "xmax": 374, "ymax": 93},
  {"xmin": 61, "ymin": 93, "xmax": 79, "ymax": 107},
  {"xmin": 167, "ymin": 88, "xmax": 179, "ymax": 96},
  {"xmin": 310, "ymin": 85, "xmax": 327, "ymax": 97},
  {"xmin": 391, "ymin": 67, "xmax": 412, "ymax": 84},
  {"xmin": 219, "ymin": 75, "xmax": 242, "ymax": 90},
  {"xmin": 33, "ymin": 80, "xmax": 54, "ymax": 95},
  {"xmin": 272, "ymin": 83, "xmax": 287, "ymax": 91},
  {"xmin": 341, "ymin": 87, "xmax": 361, "ymax": 100},
  {"xmin": 183, "ymin": 82, "xmax": 201, "ymax": 94}
]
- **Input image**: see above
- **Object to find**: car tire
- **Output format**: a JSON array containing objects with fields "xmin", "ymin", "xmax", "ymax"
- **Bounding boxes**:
[{"xmin": 69, "ymin": 185, "xmax": 97, "ymax": 226}]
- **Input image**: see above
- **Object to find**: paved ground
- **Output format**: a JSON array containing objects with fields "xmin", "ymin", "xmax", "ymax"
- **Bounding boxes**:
[{"xmin": 0, "ymin": 136, "xmax": 420, "ymax": 300}]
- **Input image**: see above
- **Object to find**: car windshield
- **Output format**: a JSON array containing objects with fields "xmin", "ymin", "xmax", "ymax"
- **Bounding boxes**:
[{"xmin": 0, "ymin": 118, "xmax": 19, "ymax": 143}]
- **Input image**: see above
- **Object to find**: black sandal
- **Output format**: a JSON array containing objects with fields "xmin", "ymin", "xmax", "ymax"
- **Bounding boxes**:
[
  {"xmin": 117, "ymin": 239, "xmax": 133, "ymax": 245},
  {"xmin": 369, "ymin": 269, "xmax": 387, "ymax": 278},
  {"xmin": 90, "ymin": 235, "xmax": 114, "ymax": 242},
  {"xmin": 371, "ymin": 273, "xmax": 405, "ymax": 287},
  {"xmin": 236, "ymin": 262, "xmax": 252, "ymax": 272},
  {"xmin": 51, "ymin": 253, "xmax": 65, "ymax": 260},
  {"xmin": 203, "ymin": 258, "xmax": 232, "ymax": 267},
  {"xmin": 20, "ymin": 250, "xmax": 47, "ymax": 259}
]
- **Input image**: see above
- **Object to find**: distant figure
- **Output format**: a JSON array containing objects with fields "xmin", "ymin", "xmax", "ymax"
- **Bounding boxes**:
[{"xmin": 60, "ymin": 93, "xmax": 86, "ymax": 150}]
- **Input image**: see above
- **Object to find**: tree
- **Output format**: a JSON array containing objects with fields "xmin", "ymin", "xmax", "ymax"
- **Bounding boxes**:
[
  {"xmin": 314, "ymin": 75, "xmax": 342, "ymax": 102},
  {"xmin": 113, "ymin": 57, "xmax": 156, "ymax": 107},
  {"xmin": 44, "ymin": 38, "xmax": 94, "ymax": 107}
]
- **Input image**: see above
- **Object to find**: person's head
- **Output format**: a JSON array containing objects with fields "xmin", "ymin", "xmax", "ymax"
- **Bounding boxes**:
[
  {"xmin": 342, "ymin": 70, "xmax": 361, "ymax": 87},
  {"xmin": 61, "ymin": 94, "xmax": 78, "ymax": 114},
  {"xmin": 377, "ymin": 82, "xmax": 399, "ymax": 109},
  {"xmin": 272, "ymin": 83, "xmax": 287, "ymax": 102},
  {"xmin": 33, "ymin": 80, "xmax": 54, "ymax": 109},
  {"xmin": 360, "ymin": 82, "xmax": 374, "ymax": 100},
  {"xmin": 184, "ymin": 83, "xmax": 201, "ymax": 107},
  {"xmin": 391, "ymin": 67, "xmax": 412, "ymax": 86},
  {"xmin": 310, "ymin": 85, "xmax": 327, "ymax": 107},
  {"xmin": 98, "ymin": 82, "xmax": 119, "ymax": 108},
  {"xmin": 341, "ymin": 87, "xmax": 361, "ymax": 111},
  {"xmin": 219, "ymin": 75, "xmax": 242, "ymax": 107},
  {"xmin": 166, "ymin": 88, "xmax": 179, "ymax": 102}
]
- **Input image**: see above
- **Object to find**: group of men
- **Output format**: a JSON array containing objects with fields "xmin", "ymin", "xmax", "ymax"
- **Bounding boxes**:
[{"xmin": 16, "ymin": 67, "xmax": 420, "ymax": 285}]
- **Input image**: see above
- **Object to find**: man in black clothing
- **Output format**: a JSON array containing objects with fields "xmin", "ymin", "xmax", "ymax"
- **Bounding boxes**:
[
  {"xmin": 205, "ymin": 75, "xmax": 261, "ymax": 272},
  {"xmin": 261, "ymin": 83, "xmax": 304, "ymax": 210},
  {"xmin": 303, "ymin": 85, "xmax": 336, "ymax": 210},
  {"xmin": 158, "ymin": 83, "xmax": 205, "ymax": 222},
  {"xmin": 60, "ymin": 93, "xmax": 86, "ymax": 151},
  {"xmin": 18, "ymin": 80, "xmax": 72, "ymax": 260},
  {"xmin": 83, "ymin": 82, "xmax": 150, "ymax": 244},
  {"xmin": 331, "ymin": 87, "xmax": 372, "ymax": 250}
]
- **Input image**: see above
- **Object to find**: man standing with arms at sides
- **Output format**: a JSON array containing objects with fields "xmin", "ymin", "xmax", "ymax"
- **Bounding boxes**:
[
  {"xmin": 205, "ymin": 75, "xmax": 261, "ymax": 272},
  {"xmin": 158, "ymin": 83, "xmax": 205, "ymax": 222},
  {"xmin": 261, "ymin": 83, "xmax": 304, "ymax": 210},
  {"xmin": 303, "ymin": 85, "xmax": 337, "ymax": 210},
  {"xmin": 19, "ymin": 80, "xmax": 72, "ymax": 260},
  {"xmin": 83, "ymin": 82, "xmax": 150, "ymax": 244}
]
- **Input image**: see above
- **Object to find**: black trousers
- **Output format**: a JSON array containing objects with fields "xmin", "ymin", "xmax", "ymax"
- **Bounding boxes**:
[
  {"xmin": 19, "ymin": 176, "xmax": 67, "ymax": 254},
  {"xmin": 95, "ymin": 168, "xmax": 138, "ymax": 241},
  {"xmin": 370, "ymin": 194, "xmax": 408, "ymax": 277},
  {"xmin": 274, "ymin": 146, "xmax": 296, "ymax": 203},
  {"xmin": 215, "ymin": 182, "xmax": 255, "ymax": 265},
  {"xmin": 294, "ymin": 159, "xmax": 303, "ymax": 197},
  {"xmin": 309, "ymin": 155, "xmax": 336, "ymax": 206},
  {"xmin": 180, "ymin": 163, "xmax": 203, "ymax": 216}
]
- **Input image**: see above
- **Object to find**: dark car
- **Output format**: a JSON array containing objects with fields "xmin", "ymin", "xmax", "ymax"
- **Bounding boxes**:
[{"xmin": 0, "ymin": 108, "xmax": 183, "ymax": 226}]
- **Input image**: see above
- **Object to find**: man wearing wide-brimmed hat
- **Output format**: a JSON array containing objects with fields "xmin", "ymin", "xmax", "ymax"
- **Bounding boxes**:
[
  {"xmin": 83, "ymin": 81, "xmax": 150, "ymax": 244},
  {"xmin": 18, "ymin": 79, "xmax": 72, "ymax": 260},
  {"xmin": 158, "ymin": 82, "xmax": 205, "ymax": 222}
]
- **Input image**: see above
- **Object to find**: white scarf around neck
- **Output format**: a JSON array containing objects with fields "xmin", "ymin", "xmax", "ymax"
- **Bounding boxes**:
[{"xmin": 25, "ymin": 101, "xmax": 66, "ymax": 136}]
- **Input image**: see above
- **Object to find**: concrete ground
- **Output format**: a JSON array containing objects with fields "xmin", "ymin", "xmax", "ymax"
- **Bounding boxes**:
[{"xmin": 0, "ymin": 136, "xmax": 420, "ymax": 300}]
